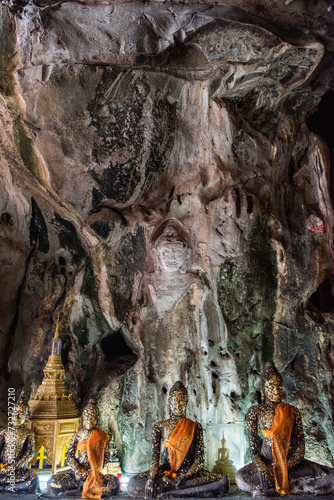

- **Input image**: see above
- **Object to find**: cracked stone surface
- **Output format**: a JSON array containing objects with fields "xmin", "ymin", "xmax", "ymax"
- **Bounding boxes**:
[{"xmin": 0, "ymin": 0, "xmax": 334, "ymax": 474}]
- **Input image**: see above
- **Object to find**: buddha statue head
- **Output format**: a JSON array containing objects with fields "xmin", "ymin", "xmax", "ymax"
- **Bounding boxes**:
[
  {"xmin": 168, "ymin": 381, "xmax": 188, "ymax": 417},
  {"xmin": 13, "ymin": 391, "xmax": 29, "ymax": 427},
  {"xmin": 260, "ymin": 362, "xmax": 283, "ymax": 404},
  {"xmin": 152, "ymin": 220, "xmax": 191, "ymax": 274},
  {"xmin": 82, "ymin": 398, "xmax": 99, "ymax": 430}
]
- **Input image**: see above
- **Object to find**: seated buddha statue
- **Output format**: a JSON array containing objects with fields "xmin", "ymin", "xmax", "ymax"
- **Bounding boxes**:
[
  {"xmin": 127, "ymin": 381, "xmax": 228, "ymax": 498},
  {"xmin": 48, "ymin": 399, "xmax": 119, "ymax": 498},
  {"xmin": 236, "ymin": 362, "xmax": 334, "ymax": 496},
  {"xmin": 0, "ymin": 391, "xmax": 38, "ymax": 493}
]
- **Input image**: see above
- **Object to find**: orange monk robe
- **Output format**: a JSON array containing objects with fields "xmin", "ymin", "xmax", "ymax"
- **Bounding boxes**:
[
  {"xmin": 77, "ymin": 429, "xmax": 109, "ymax": 499},
  {"xmin": 163, "ymin": 416, "xmax": 196, "ymax": 477},
  {"xmin": 262, "ymin": 402, "xmax": 294, "ymax": 495}
]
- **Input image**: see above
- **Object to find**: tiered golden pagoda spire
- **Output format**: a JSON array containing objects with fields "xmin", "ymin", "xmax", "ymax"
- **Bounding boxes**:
[
  {"xmin": 29, "ymin": 315, "xmax": 78, "ymax": 419},
  {"xmin": 28, "ymin": 315, "xmax": 80, "ymax": 474}
]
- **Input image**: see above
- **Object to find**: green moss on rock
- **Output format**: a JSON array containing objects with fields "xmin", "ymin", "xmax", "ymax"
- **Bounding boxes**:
[
  {"xmin": 72, "ymin": 315, "xmax": 89, "ymax": 348},
  {"xmin": 108, "ymin": 227, "xmax": 146, "ymax": 323},
  {"xmin": 81, "ymin": 257, "xmax": 110, "ymax": 335},
  {"xmin": 0, "ymin": 10, "xmax": 45, "ymax": 191},
  {"xmin": 108, "ymin": 254, "xmax": 132, "ymax": 324},
  {"xmin": 0, "ymin": 6, "xmax": 16, "ymax": 96},
  {"xmin": 13, "ymin": 114, "xmax": 42, "ymax": 180},
  {"xmin": 218, "ymin": 217, "xmax": 278, "ymax": 382}
]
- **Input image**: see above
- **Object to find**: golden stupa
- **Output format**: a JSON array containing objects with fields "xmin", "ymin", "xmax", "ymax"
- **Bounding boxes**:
[
  {"xmin": 212, "ymin": 434, "xmax": 237, "ymax": 484},
  {"xmin": 28, "ymin": 317, "xmax": 80, "ymax": 474}
]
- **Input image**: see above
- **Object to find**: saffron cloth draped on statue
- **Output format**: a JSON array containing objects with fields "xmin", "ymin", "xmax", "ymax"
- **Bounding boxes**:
[
  {"xmin": 163, "ymin": 416, "xmax": 196, "ymax": 476},
  {"xmin": 77, "ymin": 429, "xmax": 108, "ymax": 499},
  {"xmin": 262, "ymin": 403, "xmax": 294, "ymax": 495}
]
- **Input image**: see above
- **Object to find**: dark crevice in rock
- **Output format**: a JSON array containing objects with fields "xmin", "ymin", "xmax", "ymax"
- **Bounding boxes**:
[
  {"xmin": 308, "ymin": 276, "xmax": 334, "ymax": 313},
  {"xmin": 54, "ymin": 274, "xmax": 68, "ymax": 312},
  {"xmin": 89, "ymin": 203, "xmax": 128, "ymax": 226},
  {"xmin": 99, "ymin": 330, "xmax": 138, "ymax": 381},
  {"xmin": 52, "ymin": 213, "xmax": 86, "ymax": 264},
  {"xmin": 90, "ymin": 220, "xmax": 111, "ymax": 239},
  {"xmin": 235, "ymin": 188, "xmax": 241, "ymax": 218},
  {"xmin": 91, "ymin": 187, "xmax": 104, "ymax": 208},
  {"xmin": 29, "ymin": 198, "xmax": 50, "ymax": 253},
  {"xmin": 323, "ymin": 341, "xmax": 334, "ymax": 422},
  {"xmin": 101, "ymin": 330, "xmax": 137, "ymax": 361},
  {"xmin": 2, "ymin": 245, "xmax": 35, "ymax": 381},
  {"xmin": 211, "ymin": 372, "xmax": 217, "ymax": 394},
  {"xmin": 165, "ymin": 185, "xmax": 176, "ymax": 214},
  {"xmin": 59, "ymin": 256, "xmax": 66, "ymax": 275},
  {"xmin": 246, "ymin": 196, "xmax": 253, "ymax": 214},
  {"xmin": 0, "ymin": 212, "xmax": 14, "ymax": 226},
  {"xmin": 60, "ymin": 333, "xmax": 71, "ymax": 367}
]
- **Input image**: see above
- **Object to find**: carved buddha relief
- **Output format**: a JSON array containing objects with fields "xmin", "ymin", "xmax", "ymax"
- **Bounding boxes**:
[
  {"xmin": 120, "ymin": 217, "xmax": 233, "ymax": 471},
  {"xmin": 145, "ymin": 220, "xmax": 196, "ymax": 314},
  {"xmin": 156, "ymin": 238, "xmax": 190, "ymax": 273}
]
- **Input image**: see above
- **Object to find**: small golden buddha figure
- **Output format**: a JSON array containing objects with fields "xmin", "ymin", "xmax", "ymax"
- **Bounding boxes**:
[
  {"xmin": 0, "ymin": 392, "xmax": 38, "ymax": 493},
  {"xmin": 127, "ymin": 381, "xmax": 228, "ymax": 498},
  {"xmin": 236, "ymin": 362, "xmax": 334, "ymax": 496},
  {"xmin": 212, "ymin": 435, "xmax": 236, "ymax": 483},
  {"xmin": 48, "ymin": 399, "xmax": 119, "ymax": 498}
]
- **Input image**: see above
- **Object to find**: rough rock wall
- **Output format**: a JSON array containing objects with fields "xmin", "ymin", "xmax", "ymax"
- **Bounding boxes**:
[{"xmin": 0, "ymin": 0, "xmax": 334, "ymax": 471}]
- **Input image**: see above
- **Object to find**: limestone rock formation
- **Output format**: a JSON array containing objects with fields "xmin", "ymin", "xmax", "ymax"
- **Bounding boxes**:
[{"xmin": 0, "ymin": 0, "xmax": 334, "ymax": 472}]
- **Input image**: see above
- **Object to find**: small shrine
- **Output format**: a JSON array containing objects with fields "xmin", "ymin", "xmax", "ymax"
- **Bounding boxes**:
[
  {"xmin": 28, "ymin": 318, "xmax": 80, "ymax": 474},
  {"xmin": 102, "ymin": 440, "xmax": 122, "ymax": 488},
  {"xmin": 212, "ymin": 434, "xmax": 237, "ymax": 484}
]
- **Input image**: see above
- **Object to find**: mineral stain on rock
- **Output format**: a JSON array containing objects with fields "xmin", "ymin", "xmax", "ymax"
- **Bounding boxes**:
[
  {"xmin": 88, "ymin": 70, "xmax": 150, "ymax": 204},
  {"xmin": 13, "ymin": 113, "xmax": 42, "ymax": 182},
  {"xmin": 90, "ymin": 220, "xmax": 112, "ymax": 240},
  {"xmin": 80, "ymin": 256, "xmax": 110, "ymax": 336},
  {"xmin": 29, "ymin": 198, "xmax": 50, "ymax": 254},
  {"xmin": 0, "ymin": 5, "xmax": 16, "ymax": 96},
  {"xmin": 218, "ymin": 217, "xmax": 278, "ymax": 410},
  {"xmin": 143, "ymin": 88, "xmax": 176, "ymax": 192},
  {"xmin": 109, "ymin": 226, "xmax": 146, "ymax": 323},
  {"xmin": 88, "ymin": 69, "xmax": 176, "ymax": 206},
  {"xmin": 72, "ymin": 315, "xmax": 89, "ymax": 348},
  {"xmin": 53, "ymin": 213, "xmax": 86, "ymax": 264}
]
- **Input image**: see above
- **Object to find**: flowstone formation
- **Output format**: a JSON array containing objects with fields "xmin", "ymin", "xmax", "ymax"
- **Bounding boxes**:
[{"xmin": 0, "ymin": 0, "xmax": 334, "ymax": 473}]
